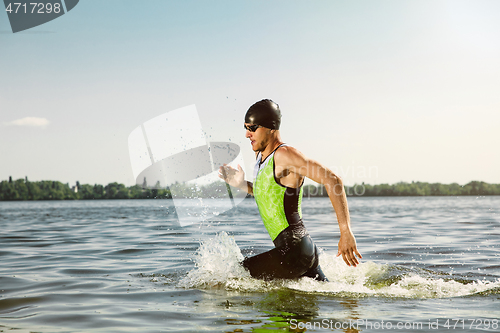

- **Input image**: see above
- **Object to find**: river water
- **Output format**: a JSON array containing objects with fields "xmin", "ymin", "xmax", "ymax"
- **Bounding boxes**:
[{"xmin": 0, "ymin": 196, "xmax": 499, "ymax": 332}]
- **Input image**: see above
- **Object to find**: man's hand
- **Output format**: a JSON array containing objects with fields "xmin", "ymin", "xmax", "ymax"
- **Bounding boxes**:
[
  {"xmin": 337, "ymin": 231, "xmax": 362, "ymax": 267},
  {"xmin": 218, "ymin": 164, "xmax": 245, "ymax": 188}
]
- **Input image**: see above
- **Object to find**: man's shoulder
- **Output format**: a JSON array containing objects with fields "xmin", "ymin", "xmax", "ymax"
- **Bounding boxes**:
[
  {"xmin": 276, "ymin": 144, "xmax": 300, "ymax": 155},
  {"xmin": 275, "ymin": 145, "xmax": 307, "ymax": 165}
]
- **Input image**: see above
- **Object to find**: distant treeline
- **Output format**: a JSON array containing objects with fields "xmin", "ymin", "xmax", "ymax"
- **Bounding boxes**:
[
  {"xmin": 0, "ymin": 177, "xmax": 499, "ymax": 201},
  {"xmin": 0, "ymin": 176, "xmax": 232, "ymax": 201},
  {"xmin": 305, "ymin": 181, "xmax": 500, "ymax": 197}
]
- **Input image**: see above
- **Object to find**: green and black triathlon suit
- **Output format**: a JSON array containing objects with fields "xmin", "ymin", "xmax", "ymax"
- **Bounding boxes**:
[{"xmin": 242, "ymin": 144, "xmax": 328, "ymax": 281}]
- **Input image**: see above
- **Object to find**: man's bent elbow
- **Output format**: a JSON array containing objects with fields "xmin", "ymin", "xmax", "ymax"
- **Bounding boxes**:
[{"xmin": 325, "ymin": 174, "xmax": 345, "ymax": 196}]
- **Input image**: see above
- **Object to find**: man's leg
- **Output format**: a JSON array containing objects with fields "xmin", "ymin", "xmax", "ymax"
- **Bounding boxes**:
[
  {"xmin": 302, "ymin": 246, "xmax": 329, "ymax": 282},
  {"xmin": 242, "ymin": 247, "xmax": 293, "ymax": 280},
  {"xmin": 242, "ymin": 237, "xmax": 327, "ymax": 281}
]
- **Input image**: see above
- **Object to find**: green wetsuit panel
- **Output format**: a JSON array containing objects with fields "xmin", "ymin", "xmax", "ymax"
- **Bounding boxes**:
[{"xmin": 253, "ymin": 151, "xmax": 303, "ymax": 241}]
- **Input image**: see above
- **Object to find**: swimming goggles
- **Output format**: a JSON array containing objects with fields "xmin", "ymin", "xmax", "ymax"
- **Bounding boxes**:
[{"xmin": 244, "ymin": 124, "xmax": 262, "ymax": 132}]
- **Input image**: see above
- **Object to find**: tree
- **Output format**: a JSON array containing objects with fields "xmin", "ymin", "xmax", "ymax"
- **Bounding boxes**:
[
  {"xmin": 93, "ymin": 184, "xmax": 104, "ymax": 199},
  {"xmin": 77, "ymin": 184, "xmax": 94, "ymax": 199},
  {"xmin": 15, "ymin": 179, "xmax": 29, "ymax": 200},
  {"xmin": 26, "ymin": 181, "xmax": 42, "ymax": 200}
]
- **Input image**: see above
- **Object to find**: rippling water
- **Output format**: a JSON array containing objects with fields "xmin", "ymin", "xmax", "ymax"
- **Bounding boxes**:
[{"xmin": 1, "ymin": 196, "xmax": 499, "ymax": 332}]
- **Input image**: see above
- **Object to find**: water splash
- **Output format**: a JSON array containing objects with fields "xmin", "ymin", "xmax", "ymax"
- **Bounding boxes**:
[
  {"xmin": 178, "ymin": 231, "xmax": 251, "ymax": 288},
  {"xmin": 179, "ymin": 232, "xmax": 500, "ymax": 298}
]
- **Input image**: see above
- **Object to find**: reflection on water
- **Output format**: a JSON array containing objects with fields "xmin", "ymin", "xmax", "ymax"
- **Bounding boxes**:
[{"xmin": 215, "ymin": 291, "xmax": 362, "ymax": 333}]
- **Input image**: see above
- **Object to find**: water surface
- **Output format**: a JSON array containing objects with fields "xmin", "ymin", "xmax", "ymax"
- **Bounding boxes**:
[{"xmin": 0, "ymin": 196, "xmax": 499, "ymax": 332}]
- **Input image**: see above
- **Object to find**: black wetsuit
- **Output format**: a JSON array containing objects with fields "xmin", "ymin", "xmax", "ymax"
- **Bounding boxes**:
[{"xmin": 242, "ymin": 145, "xmax": 327, "ymax": 281}]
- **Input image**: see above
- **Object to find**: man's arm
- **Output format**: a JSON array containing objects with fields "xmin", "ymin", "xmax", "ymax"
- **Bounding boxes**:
[
  {"xmin": 275, "ymin": 147, "xmax": 362, "ymax": 267},
  {"xmin": 218, "ymin": 164, "xmax": 254, "ymax": 195}
]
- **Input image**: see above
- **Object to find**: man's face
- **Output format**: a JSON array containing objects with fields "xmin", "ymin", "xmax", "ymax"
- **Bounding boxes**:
[{"xmin": 244, "ymin": 123, "xmax": 270, "ymax": 152}]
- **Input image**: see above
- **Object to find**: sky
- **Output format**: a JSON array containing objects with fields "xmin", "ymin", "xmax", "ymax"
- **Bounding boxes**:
[{"xmin": 1, "ymin": 0, "xmax": 499, "ymax": 187}]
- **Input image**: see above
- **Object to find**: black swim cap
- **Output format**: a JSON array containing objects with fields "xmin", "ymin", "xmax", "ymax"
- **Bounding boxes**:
[{"xmin": 245, "ymin": 99, "xmax": 281, "ymax": 130}]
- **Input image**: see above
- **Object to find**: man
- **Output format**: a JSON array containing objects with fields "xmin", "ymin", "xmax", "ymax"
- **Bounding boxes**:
[{"xmin": 219, "ymin": 99, "xmax": 361, "ymax": 281}]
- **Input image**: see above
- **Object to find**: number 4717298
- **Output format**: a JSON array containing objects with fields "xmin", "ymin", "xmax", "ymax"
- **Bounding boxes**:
[
  {"xmin": 5, "ymin": 2, "xmax": 62, "ymax": 14},
  {"xmin": 443, "ymin": 318, "xmax": 498, "ymax": 330}
]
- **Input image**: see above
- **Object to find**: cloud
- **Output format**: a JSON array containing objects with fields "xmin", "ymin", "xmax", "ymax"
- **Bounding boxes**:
[{"xmin": 3, "ymin": 117, "xmax": 50, "ymax": 128}]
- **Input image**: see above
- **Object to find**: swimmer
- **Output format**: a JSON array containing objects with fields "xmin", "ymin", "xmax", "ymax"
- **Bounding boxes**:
[{"xmin": 219, "ymin": 99, "xmax": 361, "ymax": 281}]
